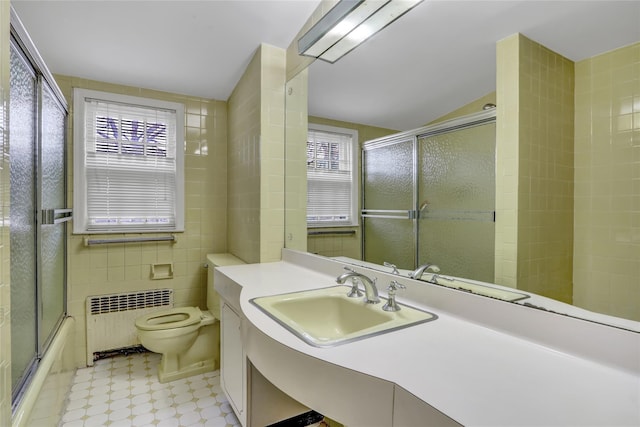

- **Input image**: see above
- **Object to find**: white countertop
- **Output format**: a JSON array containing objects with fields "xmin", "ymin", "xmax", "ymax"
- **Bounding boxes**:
[
  {"xmin": 215, "ymin": 251, "xmax": 640, "ymax": 427},
  {"xmin": 332, "ymin": 256, "xmax": 640, "ymax": 333}
]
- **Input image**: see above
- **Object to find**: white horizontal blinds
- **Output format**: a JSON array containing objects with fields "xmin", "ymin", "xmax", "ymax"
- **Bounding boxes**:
[
  {"xmin": 307, "ymin": 128, "xmax": 353, "ymax": 225},
  {"xmin": 84, "ymin": 98, "xmax": 178, "ymax": 231}
]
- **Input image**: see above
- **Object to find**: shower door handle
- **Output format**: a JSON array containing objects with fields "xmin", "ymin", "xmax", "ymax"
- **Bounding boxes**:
[
  {"xmin": 361, "ymin": 209, "xmax": 416, "ymax": 219},
  {"xmin": 42, "ymin": 208, "xmax": 73, "ymax": 225}
]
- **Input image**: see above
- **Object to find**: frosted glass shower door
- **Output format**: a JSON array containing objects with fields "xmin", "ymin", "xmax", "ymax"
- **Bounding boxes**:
[
  {"xmin": 9, "ymin": 40, "xmax": 38, "ymax": 393},
  {"xmin": 362, "ymin": 137, "xmax": 416, "ymax": 270},
  {"xmin": 9, "ymin": 39, "xmax": 68, "ymax": 401},
  {"xmin": 39, "ymin": 81, "xmax": 67, "ymax": 348},
  {"xmin": 417, "ymin": 123, "xmax": 496, "ymax": 282}
]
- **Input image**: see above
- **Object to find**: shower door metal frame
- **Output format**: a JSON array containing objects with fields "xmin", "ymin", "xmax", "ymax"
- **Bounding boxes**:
[
  {"xmin": 10, "ymin": 7, "xmax": 70, "ymax": 406},
  {"xmin": 361, "ymin": 109, "xmax": 496, "ymax": 269}
]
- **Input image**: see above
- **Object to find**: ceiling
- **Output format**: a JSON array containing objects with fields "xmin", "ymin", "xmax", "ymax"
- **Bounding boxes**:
[
  {"xmin": 307, "ymin": 0, "xmax": 640, "ymax": 130},
  {"xmin": 11, "ymin": 0, "xmax": 320, "ymax": 101},
  {"xmin": 12, "ymin": 1, "xmax": 640, "ymax": 131}
]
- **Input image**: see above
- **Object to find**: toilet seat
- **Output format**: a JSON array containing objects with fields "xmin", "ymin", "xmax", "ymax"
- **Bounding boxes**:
[{"xmin": 135, "ymin": 306, "xmax": 203, "ymax": 331}]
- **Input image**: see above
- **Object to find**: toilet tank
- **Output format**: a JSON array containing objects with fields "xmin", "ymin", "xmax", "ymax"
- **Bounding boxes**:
[{"xmin": 206, "ymin": 253, "xmax": 246, "ymax": 320}]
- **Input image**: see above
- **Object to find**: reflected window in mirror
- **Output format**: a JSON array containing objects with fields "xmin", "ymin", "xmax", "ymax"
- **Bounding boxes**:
[{"xmin": 307, "ymin": 124, "xmax": 358, "ymax": 227}]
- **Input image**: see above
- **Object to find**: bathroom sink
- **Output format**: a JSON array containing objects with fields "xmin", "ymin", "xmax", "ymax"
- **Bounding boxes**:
[{"xmin": 250, "ymin": 286, "xmax": 437, "ymax": 347}]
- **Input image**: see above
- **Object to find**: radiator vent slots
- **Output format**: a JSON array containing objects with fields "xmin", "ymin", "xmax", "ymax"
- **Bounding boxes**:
[
  {"xmin": 89, "ymin": 289, "xmax": 173, "ymax": 315},
  {"xmin": 85, "ymin": 288, "xmax": 173, "ymax": 365}
]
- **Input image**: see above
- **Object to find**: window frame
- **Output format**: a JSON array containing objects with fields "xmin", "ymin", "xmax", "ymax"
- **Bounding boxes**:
[
  {"xmin": 307, "ymin": 123, "xmax": 359, "ymax": 228},
  {"xmin": 73, "ymin": 88, "xmax": 185, "ymax": 234}
]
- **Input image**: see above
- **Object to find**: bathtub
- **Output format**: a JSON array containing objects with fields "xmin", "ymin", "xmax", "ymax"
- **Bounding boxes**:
[{"xmin": 12, "ymin": 317, "xmax": 76, "ymax": 427}]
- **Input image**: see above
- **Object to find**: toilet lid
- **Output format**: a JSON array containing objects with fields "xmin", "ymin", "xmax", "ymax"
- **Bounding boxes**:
[{"xmin": 135, "ymin": 306, "xmax": 202, "ymax": 331}]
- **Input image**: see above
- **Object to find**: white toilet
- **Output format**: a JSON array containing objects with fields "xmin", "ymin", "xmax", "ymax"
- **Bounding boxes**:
[
  {"xmin": 135, "ymin": 305, "xmax": 218, "ymax": 383},
  {"xmin": 135, "ymin": 254, "xmax": 244, "ymax": 383}
]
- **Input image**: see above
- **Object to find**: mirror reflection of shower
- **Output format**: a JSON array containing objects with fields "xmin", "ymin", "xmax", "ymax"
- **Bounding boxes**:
[{"xmin": 361, "ymin": 109, "xmax": 496, "ymax": 283}]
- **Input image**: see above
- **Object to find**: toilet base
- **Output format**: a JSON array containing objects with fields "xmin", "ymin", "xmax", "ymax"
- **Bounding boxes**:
[
  {"xmin": 154, "ymin": 318, "xmax": 219, "ymax": 383},
  {"xmin": 158, "ymin": 358, "xmax": 216, "ymax": 383}
]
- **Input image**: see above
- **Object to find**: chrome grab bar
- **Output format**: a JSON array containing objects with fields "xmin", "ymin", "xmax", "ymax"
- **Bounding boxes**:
[
  {"xmin": 83, "ymin": 235, "xmax": 176, "ymax": 246},
  {"xmin": 308, "ymin": 230, "xmax": 356, "ymax": 236}
]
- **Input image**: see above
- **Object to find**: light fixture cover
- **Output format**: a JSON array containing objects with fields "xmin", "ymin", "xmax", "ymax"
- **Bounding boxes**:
[{"xmin": 298, "ymin": 0, "xmax": 423, "ymax": 63}]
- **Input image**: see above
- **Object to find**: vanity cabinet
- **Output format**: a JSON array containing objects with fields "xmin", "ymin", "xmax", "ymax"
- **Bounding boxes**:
[
  {"xmin": 215, "ymin": 252, "xmax": 640, "ymax": 427},
  {"xmin": 221, "ymin": 302, "xmax": 246, "ymax": 427},
  {"xmin": 220, "ymin": 299, "xmax": 312, "ymax": 427}
]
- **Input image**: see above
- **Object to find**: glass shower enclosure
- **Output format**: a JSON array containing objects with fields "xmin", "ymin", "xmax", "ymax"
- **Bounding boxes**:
[
  {"xmin": 362, "ymin": 110, "xmax": 496, "ymax": 282},
  {"xmin": 10, "ymin": 30, "xmax": 69, "ymax": 404}
]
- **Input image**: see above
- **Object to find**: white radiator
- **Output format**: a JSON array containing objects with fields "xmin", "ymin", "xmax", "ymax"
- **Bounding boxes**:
[{"xmin": 85, "ymin": 288, "xmax": 173, "ymax": 366}]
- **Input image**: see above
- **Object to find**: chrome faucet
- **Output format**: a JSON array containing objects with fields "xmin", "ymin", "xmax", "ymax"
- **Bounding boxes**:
[
  {"xmin": 409, "ymin": 263, "xmax": 440, "ymax": 280},
  {"xmin": 336, "ymin": 267, "xmax": 380, "ymax": 304}
]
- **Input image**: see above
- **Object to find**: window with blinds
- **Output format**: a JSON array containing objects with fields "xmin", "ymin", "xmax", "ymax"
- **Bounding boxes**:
[
  {"xmin": 73, "ymin": 89, "xmax": 184, "ymax": 233},
  {"xmin": 307, "ymin": 124, "xmax": 358, "ymax": 227}
]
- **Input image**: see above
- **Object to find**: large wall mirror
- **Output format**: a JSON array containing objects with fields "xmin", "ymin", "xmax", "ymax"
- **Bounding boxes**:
[{"xmin": 285, "ymin": 0, "xmax": 640, "ymax": 332}]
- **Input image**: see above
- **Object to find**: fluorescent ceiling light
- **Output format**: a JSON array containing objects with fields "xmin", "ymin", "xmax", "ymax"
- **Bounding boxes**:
[{"xmin": 298, "ymin": 0, "xmax": 423, "ymax": 63}]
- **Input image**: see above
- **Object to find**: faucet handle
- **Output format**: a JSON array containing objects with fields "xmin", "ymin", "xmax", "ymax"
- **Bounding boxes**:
[
  {"xmin": 432, "ymin": 274, "xmax": 454, "ymax": 285},
  {"xmin": 383, "ymin": 281, "xmax": 405, "ymax": 312},
  {"xmin": 383, "ymin": 261, "xmax": 400, "ymax": 275},
  {"xmin": 346, "ymin": 277, "xmax": 364, "ymax": 298},
  {"xmin": 387, "ymin": 280, "xmax": 406, "ymax": 292}
]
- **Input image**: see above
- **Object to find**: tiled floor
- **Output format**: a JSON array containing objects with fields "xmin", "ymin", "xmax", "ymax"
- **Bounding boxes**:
[{"xmin": 60, "ymin": 352, "xmax": 241, "ymax": 427}]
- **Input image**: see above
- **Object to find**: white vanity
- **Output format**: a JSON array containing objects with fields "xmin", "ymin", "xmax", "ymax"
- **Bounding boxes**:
[{"xmin": 215, "ymin": 249, "xmax": 639, "ymax": 427}]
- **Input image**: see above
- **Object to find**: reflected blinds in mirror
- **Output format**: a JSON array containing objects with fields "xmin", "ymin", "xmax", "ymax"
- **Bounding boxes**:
[{"xmin": 307, "ymin": 127, "xmax": 356, "ymax": 226}]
